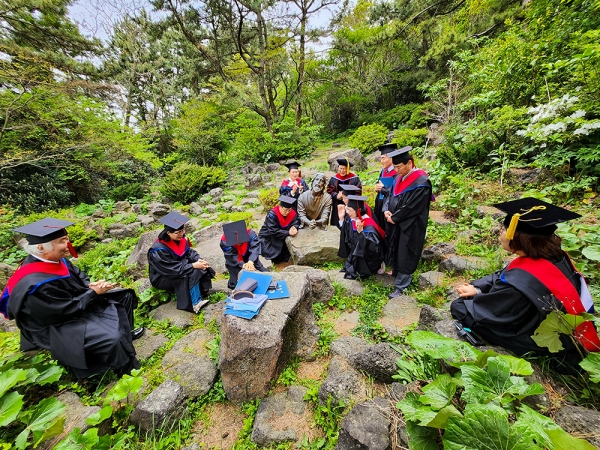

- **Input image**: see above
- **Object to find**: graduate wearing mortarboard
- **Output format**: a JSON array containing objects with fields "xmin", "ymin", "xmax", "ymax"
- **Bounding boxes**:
[
  {"xmin": 382, "ymin": 147, "xmax": 433, "ymax": 298},
  {"xmin": 220, "ymin": 220, "xmax": 268, "ymax": 289},
  {"xmin": 373, "ymin": 143, "xmax": 398, "ymax": 228},
  {"xmin": 451, "ymin": 198, "xmax": 600, "ymax": 374},
  {"xmin": 337, "ymin": 195, "xmax": 386, "ymax": 280},
  {"xmin": 280, "ymin": 162, "xmax": 309, "ymax": 209},
  {"xmin": 148, "ymin": 212, "xmax": 215, "ymax": 312},
  {"xmin": 259, "ymin": 195, "xmax": 300, "ymax": 263},
  {"xmin": 1, "ymin": 218, "xmax": 143, "ymax": 379},
  {"xmin": 326, "ymin": 158, "xmax": 362, "ymax": 228}
]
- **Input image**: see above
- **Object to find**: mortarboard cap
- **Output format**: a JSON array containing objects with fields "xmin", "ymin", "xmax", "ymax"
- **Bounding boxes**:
[
  {"xmin": 339, "ymin": 184, "xmax": 362, "ymax": 195},
  {"xmin": 278, "ymin": 195, "xmax": 297, "ymax": 208},
  {"xmin": 14, "ymin": 218, "xmax": 74, "ymax": 245},
  {"xmin": 492, "ymin": 198, "xmax": 581, "ymax": 240},
  {"xmin": 336, "ymin": 158, "xmax": 354, "ymax": 169},
  {"xmin": 223, "ymin": 220, "xmax": 250, "ymax": 246},
  {"xmin": 389, "ymin": 146, "xmax": 413, "ymax": 165},
  {"xmin": 378, "ymin": 143, "xmax": 398, "ymax": 155},
  {"xmin": 158, "ymin": 211, "xmax": 189, "ymax": 231},
  {"xmin": 346, "ymin": 195, "xmax": 368, "ymax": 212},
  {"xmin": 284, "ymin": 161, "xmax": 301, "ymax": 171}
]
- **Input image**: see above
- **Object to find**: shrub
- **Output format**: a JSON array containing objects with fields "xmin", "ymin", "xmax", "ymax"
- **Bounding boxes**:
[
  {"xmin": 108, "ymin": 182, "xmax": 145, "ymax": 201},
  {"xmin": 392, "ymin": 128, "xmax": 429, "ymax": 148},
  {"xmin": 67, "ymin": 222, "xmax": 98, "ymax": 248},
  {"xmin": 160, "ymin": 162, "xmax": 226, "ymax": 204},
  {"xmin": 349, "ymin": 123, "xmax": 388, "ymax": 155},
  {"xmin": 258, "ymin": 188, "xmax": 280, "ymax": 211}
]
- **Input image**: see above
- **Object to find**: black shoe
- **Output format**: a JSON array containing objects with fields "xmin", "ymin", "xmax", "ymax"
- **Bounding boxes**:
[
  {"xmin": 131, "ymin": 327, "xmax": 146, "ymax": 341},
  {"xmin": 388, "ymin": 289, "xmax": 403, "ymax": 299}
]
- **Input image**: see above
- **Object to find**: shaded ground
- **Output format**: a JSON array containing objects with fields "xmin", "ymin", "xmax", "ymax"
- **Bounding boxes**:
[{"xmin": 191, "ymin": 403, "xmax": 246, "ymax": 450}]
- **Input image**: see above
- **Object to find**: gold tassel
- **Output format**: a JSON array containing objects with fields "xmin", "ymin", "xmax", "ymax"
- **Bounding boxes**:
[
  {"xmin": 505, "ymin": 213, "xmax": 520, "ymax": 240},
  {"xmin": 345, "ymin": 158, "xmax": 350, "ymax": 172}
]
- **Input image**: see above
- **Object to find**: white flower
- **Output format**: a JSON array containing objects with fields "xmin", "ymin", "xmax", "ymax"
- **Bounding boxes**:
[
  {"xmin": 570, "ymin": 110, "xmax": 586, "ymax": 119},
  {"xmin": 516, "ymin": 130, "xmax": 527, "ymax": 136}
]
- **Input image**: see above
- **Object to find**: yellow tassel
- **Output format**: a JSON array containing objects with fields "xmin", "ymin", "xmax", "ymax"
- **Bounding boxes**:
[
  {"xmin": 346, "ymin": 158, "xmax": 350, "ymax": 172},
  {"xmin": 506, "ymin": 213, "xmax": 520, "ymax": 240}
]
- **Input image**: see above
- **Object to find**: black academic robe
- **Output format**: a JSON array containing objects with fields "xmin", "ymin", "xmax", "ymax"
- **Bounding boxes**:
[
  {"xmin": 148, "ymin": 238, "xmax": 215, "ymax": 311},
  {"xmin": 220, "ymin": 230, "xmax": 267, "ymax": 289},
  {"xmin": 4, "ymin": 256, "xmax": 139, "ymax": 379},
  {"xmin": 374, "ymin": 166, "xmax": 397, "ymax": 228},
  {"xmin": 327, "ymin": 173, "xmax": 362, "ymax": 227},
  {"xmin": 450, "ymin": 254, "xmax": 591, "ymax": 374},
  {"xmin": 259, "ymin": 207, "xmax": 300, "ymax": 262},
  {"xmin": 382, "ymin": 169, "xmax": 432, "ymax": 275},
  {"xmin": 280, "ymin": 178, "xmax": 309, "ymax": 210},
  {"xmin": 338, "ymin": 216, "xmax": 385, "ymax": 279}
]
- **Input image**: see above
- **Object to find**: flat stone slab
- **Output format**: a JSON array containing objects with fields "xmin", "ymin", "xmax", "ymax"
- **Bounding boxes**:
[
  {"xmin": 418, "ymin": 271, "xmax": 444, "ymax": 289},
  {"xmin": 218, "ymin": 271, "xmax": 319, "ymax": 403},
  {"xmin": 349, "ymin": 343, "xmax": 399, "ymax": 384},
  {"xmin": 149, "ymin": 301, "xmax": 196, "ymax": 329},
  {"xmin": 126, "ymin": 229, "xmax": 160, "ymax": 278},
  {"xmin": 378, "ymin": 295, "xmax": 421, "ymax": 338},
  {"xmin": 251, "ymin": 385, "xmax": 309, "ymax": 446},
  {"xmin": 286, "ymin": 227, "xmax": 343, "ymax": 266},
  {"xmin": 439, "ymin": 255, "xmax": 490, "ymax": 274},
  {"xmin": 129, "ymin": 380, "xmax": 187, "ymax": 434},
  {"xmin": 134, "ymin": 330, "xmax": 168, "ymax": 360},
  {"xmin": 319, "ymin": 356, "xmax": 366, "ymax": 406},
  {"xmin": 282, "ymin": 266, "xmax": 335, "ymax": 303},
  {"xmin": 162, "ymin": 329, "xmax": 218, "ymax": 398},
  {"xmin": 553, "ymin": 405, "xmax": 600, "ymax": 448},
  {"xmin": 429, "ymin": 210, "xmax": 453, "ymax": 225},
  {"xmin": 330, "ymin": 336, "xmax": 370, "ymax": 360},
  {"xmin": 335, "ymin": 397, "xmax": 392, "ymax": 450},
  {"xmin": 327, "ymin": 271, "xmax": 365, "ymax": 297}
]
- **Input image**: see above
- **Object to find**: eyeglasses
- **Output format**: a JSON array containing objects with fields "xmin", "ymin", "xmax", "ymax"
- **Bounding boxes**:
[{"xmin": 170, "ymin": 229, "xmax": 185, "ymax": 235}]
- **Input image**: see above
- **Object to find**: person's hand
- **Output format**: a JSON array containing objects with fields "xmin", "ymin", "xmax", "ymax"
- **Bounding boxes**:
[
  {"xmin": 89, "ymin": 280, "xmax": 116, "ymax": 295},
  {"xmin": 243, "ymin": 261, "xmax": 256, "ymax": 271},
  {"xmin": 298, "ymin": 184, "xmax": 304, "ymax": 193},
  {"xmin": 337, "ymin": 192, "xmax": 343, "ymax": 200},
  {"xmin": 309, "ymin": 220, "xmax": 317, "ymax": 229},
  {"xmin": 289, "ymin": 226, "xmax": 298, "ymax": 236},
  {"xmin": 384, "ymin": 211, "xmax": 394, "ymax": 224},
  {"xmin": 356, "ymin": 221, "xmax": 364, "ymax": 232},
  {"xmin": 375, "ymin": 181, "xmax": 383, "ymax": 192},
  {"xmin": 456, "ymin": 284, "xmax": 477, "ymax": 297},
  {"xmin": 194, "ymin": 259, "xmax": 210, "ymax": 270},
  {"xmin": 291, "ymin": 184, "xmax": 298, "ymax": 195}
]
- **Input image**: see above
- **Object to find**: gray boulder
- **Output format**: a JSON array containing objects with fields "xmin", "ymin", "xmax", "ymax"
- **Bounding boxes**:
[
  {"xmin": 319, "ymin": 356, "xmax": 366, "ymax": 406},
  {"xmin": 416, "ymin": 304, "xmax": 450, "ymax": 332},
  {"xmin": 328, "ymin": 271, "xmax": 365, "ymax": 297},
  {"xmin": 439, "ymin": 255, "xmax": 489, "ymax": 274},
  {"xmin": 421, "ymin": 243, "xmax": 455, "ymax": 263},
  {"xmin": 129, "ymin": 380, "xmax": 187, "ymax": 434},
  {"xmin": 108, "ymin": 222, "xmax": 141, "ymax": 239},
  {"xmin": 126, "ymin": 229, "xmax": 160, "ymax": 278},
  {"xmin": 378, "ymin": 295, "xmax": 421, "ymax": 338},
  {"xmin": 162, "ymin": 329, "xmax": 218, "ymax": 398},
  {"xmin": 0, "ymin": 263, "xmax": 15, "ymax": 291},
  {"xmin": 114, "ymin": 201, "xmax": 131, "ymax": 213},
  {"xmin": 132, "ymin": 204, "xmax": 143, "ymax": 213},
  {"xmin": 418, "ymin": 271, "xmax": 444, "ymax": 289},
  {"xmin": 231, "ymin": 205, "xmax": 245, "ymax": 213},
  {"xmin": 476, "ymin": 205, "xmax": 504, "ymax": 219},
  {"xmin": 349, "ymin": 343, "xmax": 399, "ymax": 384},
  {"xmin": 147, "ymin": 202, "xmax": 170, "ymax": 218},
  {"xmin": 218, "ymin": 272, "xmax": 320, "ymax": 403},
  {"xmin": 137, "ymin": 215, "xmax": 155, "ymax": 227},
  {"xmin": 134, "ymin": 330, "xmax": 169, "ymax": 360},
  {"xmin": 209, "ymin": 187, "xmax": 224, "ymax": 202},
  {"xmin": 191, "ymin": 222, "xmax": 223, "ymax": 243},
  {"xmin": 92, "ymin": 209, "xmax": 108, "ymax": 219},
  {"xmin": 553, "ymin": 405, "xmax": 600, "ymax": 448},
  {"xmin": 282, "ymin": 266, "xmax": 335, "ymax": 303},
  {"xmin": 240, "ymin": 198, "xmax": 259, "ymax": 206},
  {"xmin": 222, "ymin": 201, "xmax": 234, "ymax": 211},
  {"xmin": 330, "ymin": 336, "xmax": 371, "ymax": 360},
  {"xmin": 251, "ymin": 385, "xmax": 309, "ymax": 446},
  {"xmin": 335, "ymin": 397, "xmax": 391, "ymax": 450},
  {"xmin": 206, "ymin": 204, "xmax": 217, "ymax": 214},
  {"xmin": 246, "ymin": 174, "xmax": 262, "ymax": 188},
  {"xmin": 247, "ymin": 190, "xmax": 260, "ymax": 198},
  {"xmin": 328, "ymin": 149, "xmax": 368, "ymax": 172},
  {"xmin": 203, "ymin": 301, "xmax": 225, "ymax": 330},
  {"xmin": 429, "ymin": 211, "xmax": 453, "ymax": 226},
  {"xmin": 286, "ymin": 228, "xmax": 344, "ymax": 266},
  {"xmin": 506, "ymin": 168, "xmax": 554, "ymax": 186},
  {"xmin": 149, "ymin": 301, "xmax": 195, "ymax": 329},
  {"xmin": 189, "ymin": 202, "xmax": 203, "ymax": 215}
]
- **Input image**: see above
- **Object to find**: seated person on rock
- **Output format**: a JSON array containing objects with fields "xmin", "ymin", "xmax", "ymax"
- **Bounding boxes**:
[
  {"xmin": 148, "ymin": 212, "xmax": 215, "ymax": 313},
  {"xmin": 336, "ymin": 184, "xmax": 374, "ymax": 224},
  {"xmin": 1, "ymin": 218, "xmax": 144, "ymax": 379},
  {"xmin": 297, "ymin": 173, "xmax": 332, "ymax": 230},
  {"xmin": 259, "ymin": 195, "xmax": 300, "ymax": 264},
  {"xmin": 450, "ymin": 198, "xmax": 600, "ymax": 374},
  {"xmin": 327, "ymin": 158, "xmax": 362, "ymax": 228},
  {"xmin": 279, "ymin": 161, "xmax": 309, "ymax": 210},
  {"xmin": 220, "ymin": 220, "xmax": 268, "ymax": 289},
  {"xmin": 337, "ymin": 195, "xmax": 386, "ymax": 280}
]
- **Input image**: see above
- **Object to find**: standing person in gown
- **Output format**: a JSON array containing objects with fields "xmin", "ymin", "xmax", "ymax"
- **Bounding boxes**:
[
  {"xmin": 259, "ymin": 195, "xmax": 300, "ymax": 264},
  {"xmin": 374, "ymin": 143, "xmax": 398, "ymax": 227},
  {"xmin": 383, "ymin": 147, "xmax": 432, "ymax": 298},
  {"xmin": 327, "ymin": 158, "xmax": 362, "ymax": 227},
  {"xmin": 1, "ymin": 218, "xmax": 144, "ymax": 379},
  {"xmin": 451, "ymin": 198, "xmax": 599, "ymax": 374},
  {"xmin": 337, "ymin": 195, "xmax": 386, "ymax": 279},
  {"xmin": 148, "ymin": 212, "xmax": 215, "ymax": 312},
  {"xmin": 279, "ymin": 161, "xmax": 309, "ymax": 209},
  {"xmin": 220, "ymin": 220, "xmax": 268, "ymax": 289}
]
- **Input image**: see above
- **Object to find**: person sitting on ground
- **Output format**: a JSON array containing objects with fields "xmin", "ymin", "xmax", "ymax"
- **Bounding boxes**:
[
  {"xmin": 297, "ymin": 173, "xmax": 332, "ymax": 230},
  {"xmin": 373, "ymin": 143, "xmax": 398, "ymax": 227},
  {"xmin": 450, "ymin": 198, "xmax": 599, "ymax": 374},
  {"xmin": 326, "ymin": 158, "xmax": 362, "ymax": 227},
  {"xmin": 148, "ymin": 212, "xmax": 215, "ymax": 312},
  {"xmin": 337, "ymin": 195, "xmax": 386, "ymax": 280},
  {"xmin": 279, "ymin": 161, "xmax": 309, "ymax": 209},
  {"xmin": 259, "ymin": 195, "xmax": 300, "ymax": 264},
  {"xmin": 1, "ymin": 218, "xmax": 144, "ymax": 379},
  {"xmin": 220, "ymin": 220, "xmax": 268, "ymax": 289}
]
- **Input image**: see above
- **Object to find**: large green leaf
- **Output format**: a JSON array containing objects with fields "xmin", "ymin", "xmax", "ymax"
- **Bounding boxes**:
[
  {"xmin": 0, "ymin": 391, "xmax": 24, "ymax": 427},
  {"xmin": 515, "ymin": 405, "xmax": 596, "ymax": 450},
  {"xmin": 15, "ymin": 397, "xmax": 66, "ymax": 449},
  {"xmin": 532, "ymin": 312, "xmax": 585, "ymax": 353},
  {"xmin": 0, "ymin": 369, "xmax": 27, "ymax": 397},
  {"xmin": 406, "ymin": 331, "xmax": 481, "ymax": 363},
  {"xmin": 495, "ymin": 355, "xmax": 534, "ymax": 376},
  {"xmin": 582, "ymin": 245, "xmax": 600, "ymax": 261},
  {"xmin": 405, "ymin": 421, "xmax": 439, "ymax": 450},
  {"xmin": 104, "ymin": 374, "xmax": 143, "ymax": 403},
  {"xmin": 34, "ymin": 416, "xmax": 65, "ymax": 448},
  {"xmin": 86, "ymin": 405, "xmax": 113, "ymax": 426},
  {"xmin": 443, "ymin": 404, "xmax": 535, "ymax": 450},
  {"xmin": 54, "ymin": 428, "xmax": 99, "ymax": 450},
  {"xmin": 426, "ymin": 405, "xmax": 462, "ymax": 429},
  {"xmin": 33, "ymin": 365, "xmax": 65, "ymax": 386},
  {"xmin": 398, "ymin": 392, "xmax": 437, "ymax": 426},
  {"xmin": 579, "ymin": 353, "xmax": 600, "ymax": 383},
  {"xmin": 419, "ymin": 374, "xmax": 457, "ymax": 409}
]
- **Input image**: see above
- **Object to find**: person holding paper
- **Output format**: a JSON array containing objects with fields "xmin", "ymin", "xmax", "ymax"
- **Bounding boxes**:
[
  {"xmin": 259, "ymin": 195, "xmax": 300, "ymax": 263},
  {"xmin": 279, "ymin": 161, "xmax": 309, "ymax": 209},
  {"xmin": 220, "ymin": 220, "xmax": 268, "ymax": 289},
  {"xmin": 373, "ymin": 143, "xmax": 398, "ymax": 227}
]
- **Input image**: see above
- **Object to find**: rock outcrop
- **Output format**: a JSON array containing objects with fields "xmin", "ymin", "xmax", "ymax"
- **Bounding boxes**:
[{"xmin": 286, "ymin": 228, "xmax": 343, "ymax": 265}]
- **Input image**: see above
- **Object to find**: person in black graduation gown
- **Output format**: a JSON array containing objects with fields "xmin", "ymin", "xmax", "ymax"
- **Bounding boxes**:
[
  {"xmin": 1, "ymin": 219, "xmax": 144, "ymax": 379},
  {"xmin": 279, "ymin": 162, "xmax": 309, "ymax": 209},
  {"xmin": 451, "ymin": 198, "xmax": 600, "ymax": 374},
  {"xmin": 327, "ymin": 158, "xmax": 362, "ymax": 228},
  {"xmin": 373, "ymin": 143, "xmax": 398, "ymax": 228},
  {"xmin": 383, "ymin": 147, "xmax": 433, "ymax": 298},
  {"xmin": 337, "ymin": 195, "xmax": 386, "ymax": 279},
  {"xmin": 259, "ymin": 195, "xmax": 300, "ymax": 263},
  {"xmin": 148, "ymin": 212, "xmax": 215, "ymax": 312},
  {"xmin": 220, "ymin": 220, "xmax": 268, "ymax": 289}
]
